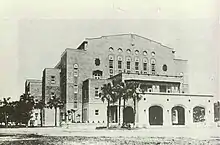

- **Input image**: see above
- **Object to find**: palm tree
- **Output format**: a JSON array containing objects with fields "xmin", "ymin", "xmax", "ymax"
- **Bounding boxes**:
[
  {"xmin": 0, "ymin": 97, "xmax": 11, "ymax": 128},
  {"xmin": 47, "ymin": 95, "xmax": 64, "ymax": 127},
  {"xmin": 99, "ymin": 83, "xmax": 116, "ymax": 128},
  {"xmin": 126, "ymin": 81, "xmax": 142, "ymax": 127},
  {"xmin": 112, "ymin": 81, "xmax": 127, "ymax": 126}
]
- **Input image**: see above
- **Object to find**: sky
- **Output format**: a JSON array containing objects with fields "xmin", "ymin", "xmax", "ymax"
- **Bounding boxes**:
[{"xmin": 0, "ymin": 0, "xmax": 219, "ymax": 101}]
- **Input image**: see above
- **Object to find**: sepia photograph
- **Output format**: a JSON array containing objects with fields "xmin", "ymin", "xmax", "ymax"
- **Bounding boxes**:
[{"xmin": 0, "ymin": 0, "xmax": 219, "ymax": 144}]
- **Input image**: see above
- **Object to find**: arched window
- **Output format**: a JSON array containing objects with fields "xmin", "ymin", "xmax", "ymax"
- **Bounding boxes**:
[
  {"xmin": 143, "ymin": 51, "xmax": 147, "ymax": 56},
  {"xmin": 135, "ymin": 57, "xmax": 139, "ymax": 72},
  {"xmin": 109, "ymin": 47, "xmax": 114, "ymax": 52},
  {"xmin": 117, "ymin": 56, "xmax": 123, "ymax": 70},
  {"xmin": 109, "ymin": 55, "xmax": 114, "ymax": 77},
  {"xmin": 149, "ymin": 105, "xmax": 163, "ymax": 125},
  {"xmin": 126, "ymin": 49, "xmax": 131, "ymax": 54},
  {"xmin": 151, "ymin": 59, "xmax": 156, "ymax": 75},
  {"xmin": 126, "ymin": 57, "xmax": 131, "ymax": 71},
  {"xmin": 143, "ymin": 58, "xmax": 148, "ymax": 73},
  {"xmin": 135, "ymin": 50, "xmax": 139, "ymax": 55},
  {"xmin": 118, "ymin": 48, "xmax": 123, "ymax": 52},
  {"xmin": 171, "ymin": 106, "xmax": 185, "ymax": 125}
]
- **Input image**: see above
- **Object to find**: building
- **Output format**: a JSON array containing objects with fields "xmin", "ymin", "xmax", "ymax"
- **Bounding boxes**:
[
  {"xmin": 54, "ymin": 34, "xmax": 214, "ymax": 127},
  {"xmin": 28, "ymin": 33, "xmax": 215, "ymax": 127},
  {"xmin": 42, "ymin": 68, "xmax": 61, "ymax": 126},
  {"xmin": 25, "ymin": 79, "xmax": 42, "ymax": 102},
  {"xmin": 24, "ymin": 79, "xmax": 42, "ymax": 126}
]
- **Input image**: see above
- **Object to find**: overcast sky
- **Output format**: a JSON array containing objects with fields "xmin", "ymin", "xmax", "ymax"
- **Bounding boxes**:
[{"xmin": 0, "ymin": 0, "xmax": 219, "ymax": 100}]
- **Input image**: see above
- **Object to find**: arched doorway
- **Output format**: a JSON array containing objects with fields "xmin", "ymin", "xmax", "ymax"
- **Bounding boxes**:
[
  {"xmin": 172, "ymin": 106, "xmax": 185, "ymax": 125},
  {"xmin": 123, "ymin": 106, "xmax": 134, "ymax": 123},
  {"xmin": 149, "ymin": 105, "xmax": 163, "ymax": 125},
  {"xmin": 193, "ymin": 106, "xmax": 205, "ymax": 123}
]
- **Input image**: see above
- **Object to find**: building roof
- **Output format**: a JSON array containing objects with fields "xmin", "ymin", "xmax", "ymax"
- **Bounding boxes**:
[
  {"xmin": 26, "ymin": 79, "xmax": 42, "ymax": 84},
  {"xmin": 85, "ymin": 33, "xmax": 174, "ymax": 50}
]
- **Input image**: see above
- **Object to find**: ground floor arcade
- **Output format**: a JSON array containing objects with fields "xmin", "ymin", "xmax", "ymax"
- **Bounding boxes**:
[{"xmin": 107, "ymin": 93, "xmax": 214, "ymax": 127}]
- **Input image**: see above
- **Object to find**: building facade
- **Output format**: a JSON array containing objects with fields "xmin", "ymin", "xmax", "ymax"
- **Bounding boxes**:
[
  {"xmin": 25, "ymin": 79, "xmax": 42, "ymax": 126},
  {"xmin": 42, "ymin": 68, "xmax": 61, "ymax": 126},
  {"xmin": 27, "ymin": 34, "xmax": 215, "ymax": 127},
  {"xmin": 56, "ymin": 34, "xmax": 214, "ymax": 127}
]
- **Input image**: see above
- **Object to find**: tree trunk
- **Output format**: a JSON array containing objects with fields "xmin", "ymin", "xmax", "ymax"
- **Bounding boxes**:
[
  {"xmin": 40, "ymin": 109, "xmax": 42, "ymax": 127},
  {"xmin": 133, "ymin": 97, "xmax": 136, "ymax": 126},
  {"xmin": 122, "ymin": 98, "xmax": 126, "ymax": 126},
  {"xmin": 55, "ymin": 107, "xmax": 57, "ymax": 127},
  {"xmin": 118, "ymin": 97, "xmax": 121, "ymax": 125},
  {"xmin": 4, "ymin": 113, "xmax": 8, "ymax": 128},
  {"xmin": 107, "ymin": 101, "xmax": 110, "ymax": 128}
]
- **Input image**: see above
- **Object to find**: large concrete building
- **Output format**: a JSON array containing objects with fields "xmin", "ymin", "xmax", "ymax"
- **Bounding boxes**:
[
  {"xmin": 28, "ymin": 34, "xmax": 215, "ymax": 127},
  {"xmin": 24, "ymin": 79, "xmax": 42, "ymax": 126},
  {"xmin": 42, "ymin": 68, "xmax": 61, "ymax": 126}
]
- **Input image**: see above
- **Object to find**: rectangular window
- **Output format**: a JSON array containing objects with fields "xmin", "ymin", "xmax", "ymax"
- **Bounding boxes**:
[
  {"xmin": 152, "ymin": 64, "xmax": 156, "ymax": 74},
  {"xmin": 109, "ymin": 60, "xmax": 113, "ymax": 68},
  {"xmin": 160, "ymin": 86, "xmax": 166, "ymax": 93},
  {"xmin": 135, "ymin": 62, "xmax": 139, "ymax": 70},
  {"xmin": 143, "ymin": 63, "xmax": 147, "ymax": 71},
  {"xmin": 74, "ymin": 93, "xmax": 77, "ymax": 101},
  {"xmin": 74, "ymin": 101, "xmax": 77, "ymax": 108},
  {"xmin": 51, "ymin": 92, "xmax": 55, "ymax": 97},
  {"xmin": 95, "ymin": 88, "xmax": 99, "ymax": 98},
  {"xmin": 127, "ymin": 61, "xmax": 131, "ymax": 70},
  {"xmin": 51, "ymin": 76, "xmax": 55, "ymax": 84},
  {"xmin": 118, "ymin": 60, "xmax": 122, "ymax": 69},
  {"xmin": 74, "ymin": 76, "xmax": 78, "ymax": 83},
  {"xmin": 74, "ymin": 85, "xmax": 78, "ymax": 93},
  {"xmin": 95, "ymin": 109, "xmax": 99, "ymax": 115}
]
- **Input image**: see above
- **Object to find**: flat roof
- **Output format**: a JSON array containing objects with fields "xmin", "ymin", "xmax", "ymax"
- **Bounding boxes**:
[{"xmin": 140, "ymin": 92, "xmax": 213, "ymax": 98}]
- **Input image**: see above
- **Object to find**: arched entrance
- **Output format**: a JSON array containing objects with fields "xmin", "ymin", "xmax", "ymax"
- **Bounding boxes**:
[
  {"xmin": 172, "ymin": 106, "xmax": 185, "ymax": 125},
  {"xmin": 193, "ymin": 106, "xmax": 205, "ymax": 122},
  {"xmin": 149, "ymin": 105, "xmax": 163, "ymax": 125},
  {"xmin": 123, "ymin": 106, "xmax": 134, "ymax": 123}
]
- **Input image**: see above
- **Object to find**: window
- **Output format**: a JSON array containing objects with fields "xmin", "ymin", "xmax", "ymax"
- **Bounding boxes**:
[
  {"xmin": 73, "ymin": 64, "xmax": 78, "ymax": 77},
  {"xmin": 74, "ymin": 85, "xmax": 78, "ymax": 93},
  {"xmin": 126, "ymin": 49, "xmax": 131, "ymax": 53},
  {"xmin": 74, "ymin": 93, "xmax": 77, "ymax": 101},
  {"xmin": 151, "ymin": 51, "xmax": 155, "ymax": 56},
  {"xmin": 109, "ymin": 69, "xmax": 113, "ymax": 74},
  {"xmin": 151, "ymin": 59, "xmax": 156, "ymax": 75},
  {"xmin": 109, "ymin": 47, "xmax": 114, "ymax": 52},
  {"xmin": 163, "ymin": 64, "xmax": 167, "ymax": 71},
  {"xmin": 95, "ymin": 110, "xmax": 99, "ymax": 115},
  {"xmin": 143, "ymin": 51, "xmax": 147, "ymax": 56},
  {"xmin": 143, "ymin": 63, "xmax": 147, "ymax": 71},
  {"xmin": 93, "ymin": 70, "xmax": 103, "ymax": 79},
  {"xmin": 160, "ymin": 86, "xmax": 166, "ymax": 92},
  {"xmin": 135, "ymin": 50, "xmax": 139, "ymax": 55},
  {"xmin": 152, "ymin": 64, "xmax": 156, "ymax": 74},
  {"xmin": 118, "ymin": 60, "xmax": 122, "ymax": 69},
  {"xmin": 51, "ymin": 92, "xmax": 55, "ymax": 98},
  {"xmin": 127, "ymin": 61, "xmax": 131, "ymax": 70},
  {"xmin": 95, "ymin": 88, "xmax": 99, "ymax": 98},
  {"xmin": 74, "ymin": 76, "xmax": 78, "ymax": 83},
  {"xmin": 74, "ymin": 102, "xmax": 77, "ymax": 108},
  {"xmin": 118, "ymin": 48, "xmax": 122, "ymax": 52},
  {"xmin": 51, "ymin": 76, "xmax": 55, "ymax": 84},
  {"xmin": 95, "ymin": 58, "xmax": 100, "ymax": 66},
  {"xmin": 135, "ymin": 62, "xmax": 139, "ymax": 70},
  {"xmin": 109, "ymin": 60, "xmax": 113, "ymax": 68}
]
